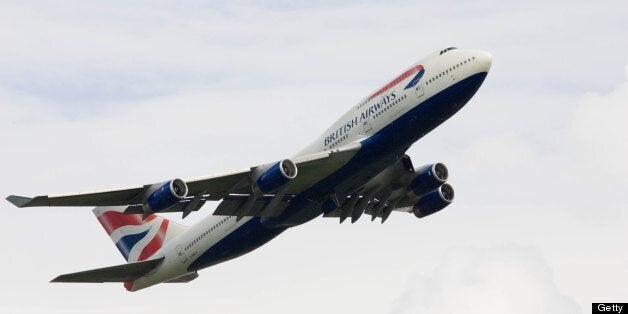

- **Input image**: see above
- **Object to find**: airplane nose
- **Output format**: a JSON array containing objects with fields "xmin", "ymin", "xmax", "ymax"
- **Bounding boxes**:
[{"xmin": 477, "ymin": 51, "xmax": 493, "ymax": 72}]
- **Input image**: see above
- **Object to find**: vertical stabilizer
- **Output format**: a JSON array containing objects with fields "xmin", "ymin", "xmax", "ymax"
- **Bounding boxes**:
[{"xmin": 93, "ymin": 206, "xmax": 187, "ymax": 263}]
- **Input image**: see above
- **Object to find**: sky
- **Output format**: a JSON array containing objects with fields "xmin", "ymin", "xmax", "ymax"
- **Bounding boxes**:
[{"xmin": 1, "ymin": 0, "xmax": 627, "ymax": 313}]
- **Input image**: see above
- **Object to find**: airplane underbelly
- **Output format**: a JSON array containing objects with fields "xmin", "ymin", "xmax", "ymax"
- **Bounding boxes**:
[{"xmin": 187, "ymin": 218, "xmax": 287, "ymax": 271}]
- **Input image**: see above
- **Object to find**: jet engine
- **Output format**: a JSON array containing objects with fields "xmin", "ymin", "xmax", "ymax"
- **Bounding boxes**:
[
  {"xmin": 144, "ymin": 179, "xmax": 189, "ymax": 213},
  {"xmin": 408, "ymin": 163, "xmax": 448, "ymax": 198},
  {"xmin": 413, "ymin": 183, "xmax": 454, "ymax": 218},
  {"xmin": 253, "ymin": 159, "xmax": 298, "ymax": 195}
]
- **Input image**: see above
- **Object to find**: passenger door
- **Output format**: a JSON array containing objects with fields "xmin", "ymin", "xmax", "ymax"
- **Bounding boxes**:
[
  {"xmin": 361, "ymin": 117, "xmax": 373, "ymax": 134},
  {"xmin": 414, "ymin": 81, "xmax": 425, "ymax": 98},
  {"xmin": 176, "ymin": 244, "xmax": 188, "ymax": 264}
]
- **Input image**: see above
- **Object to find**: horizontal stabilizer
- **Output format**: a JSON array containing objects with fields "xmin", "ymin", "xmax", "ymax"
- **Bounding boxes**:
[{"xmin": 51, "ymin": 257, "xmax": 164, "ymax": 283}]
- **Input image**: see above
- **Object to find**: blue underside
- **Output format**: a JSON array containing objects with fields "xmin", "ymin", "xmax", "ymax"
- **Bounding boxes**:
[
  {"xmin": 188, "ymin": 72, "xmax": 488, "ymax": 272},
  {"xmin": 189, "ymin": 218, "xmax": 286, "ymax": 271}
]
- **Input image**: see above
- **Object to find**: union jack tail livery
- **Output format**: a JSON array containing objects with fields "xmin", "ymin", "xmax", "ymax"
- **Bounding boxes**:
[{"xmin": 93, "ymin": 207, "xmax": 187, "ymax": 263}]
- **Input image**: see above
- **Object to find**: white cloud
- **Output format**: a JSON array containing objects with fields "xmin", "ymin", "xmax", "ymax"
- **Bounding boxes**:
[
  {"xmin": 1, "ymin": 0, "xmax": 626, "ymax": 106},
  {"xmin": 391, "ymin": 245, "xmax": 582, "ymax": 314},
  {"xmin": 571, "ymin": 65, "xmax": 628, "ymax": 179}
]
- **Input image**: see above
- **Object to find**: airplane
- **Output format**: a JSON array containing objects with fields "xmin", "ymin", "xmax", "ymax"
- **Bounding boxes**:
[{"xmin": 6, "ymin": 47, "xmax": 492, "ymax": 291}]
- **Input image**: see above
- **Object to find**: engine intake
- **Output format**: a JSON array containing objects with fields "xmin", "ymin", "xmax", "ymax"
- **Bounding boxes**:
[
  {"xmin": 254, "ymin": 159, "xmax": 298, "ymax": 194},
  {"xmin": 408, "ymin": 163, "xmax": 448, "ymax": 198},
  {"xmin": 145, "ymin": 179, "xmax": 188, "ymax": 213},
  {"xmin": 413, "ymin": 183, "xmax": 454, "ymax": 218}
]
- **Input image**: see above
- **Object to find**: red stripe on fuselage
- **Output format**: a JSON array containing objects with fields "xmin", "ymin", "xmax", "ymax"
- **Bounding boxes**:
[
  {"xmin": 97, "ymin": 211, "xmax": 157, "ymax": 235},
  {"xmin": 138, "ymin": 220, "xmax": 169, "ymax": 261},
  {"xmin": 367, "ymin": 65, "xmax": 424, "ymax": 100}
]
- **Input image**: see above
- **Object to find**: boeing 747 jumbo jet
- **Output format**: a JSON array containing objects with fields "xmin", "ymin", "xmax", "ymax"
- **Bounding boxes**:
[{"xmin": 7, "ymin": 47, "xmax": 492, "ymax": 291}]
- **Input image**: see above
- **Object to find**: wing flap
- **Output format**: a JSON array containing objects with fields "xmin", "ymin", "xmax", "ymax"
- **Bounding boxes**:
[
  {"xmin": 213, "ymin": 195, "xmax": 276, "ymax": 216},
  {"xmin": 51, "ymin": 257, "xmax": 164, "ymax": 283}
]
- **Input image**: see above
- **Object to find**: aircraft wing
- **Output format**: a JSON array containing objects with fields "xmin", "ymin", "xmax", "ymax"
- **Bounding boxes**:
[
  {"xmin": 6, "ymin": 169, "xmax": 251, "ymax": 208},
  {"xmin": 6, "ymin": 142, "xmax": 361, "ymax": 212},
  {"xmin": 51, "ymin": 257, "xmax": 164, "ymax": 283}
]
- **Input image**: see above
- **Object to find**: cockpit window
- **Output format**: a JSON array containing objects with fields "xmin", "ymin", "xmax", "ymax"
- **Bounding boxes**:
[{"xmin": 439, "ymin": 47, "xmax": 458, "ymax": 55}]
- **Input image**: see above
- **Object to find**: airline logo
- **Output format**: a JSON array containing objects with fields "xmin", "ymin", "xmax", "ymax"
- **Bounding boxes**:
[
  {"xmin": 367, "ymin": 64, "xmax": 424, "ymax": 100},
  {"xmin": 322, "ymin": 65, "xmax": 426, "ymax": 146},
  {"xmin": 403, "ymin": 66, "xmax": 425, "ymax": 90},
  {"xmin": 95, "ymin": 209, "xmax": 169, "ymax": 262}
]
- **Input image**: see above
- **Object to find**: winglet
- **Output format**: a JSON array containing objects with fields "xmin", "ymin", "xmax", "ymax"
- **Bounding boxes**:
[{"xmin": 6, "ymin": 195, "xmax": 34, "ymax": 208}]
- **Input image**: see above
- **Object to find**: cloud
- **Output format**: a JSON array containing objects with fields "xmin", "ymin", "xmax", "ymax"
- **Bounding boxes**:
[
  {"xmin": 1, "ymin": 0, "xmax": 626, "ymax": 107},
  {"xmin": 391, "ymin": 245, "xmax": 582, "ymax": 314},
  {"xmin": 571, "ymin": 65, "xmax": 628, "ymax": 179}
]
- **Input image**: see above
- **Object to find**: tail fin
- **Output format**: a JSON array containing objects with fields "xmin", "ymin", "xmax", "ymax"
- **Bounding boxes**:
[{"xmin": 93, "ymin": 206, "xmax": 188, "ymax": 263}]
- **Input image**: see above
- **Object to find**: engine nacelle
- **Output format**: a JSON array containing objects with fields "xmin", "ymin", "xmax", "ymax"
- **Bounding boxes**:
[
  {"xmin": 408, "ymin": 163, "xmax": 448, "ymax": 198},
  {"xmin": 253, "ymin": 159, "xmax": 298, "ymax": 194},
  {"xmin": 413, "ymin": 183, "xmax": 454, "ymax": 218},
  {"xmin": 145, "ymin": 179, "xmax": 188, "ymax": 213}
]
